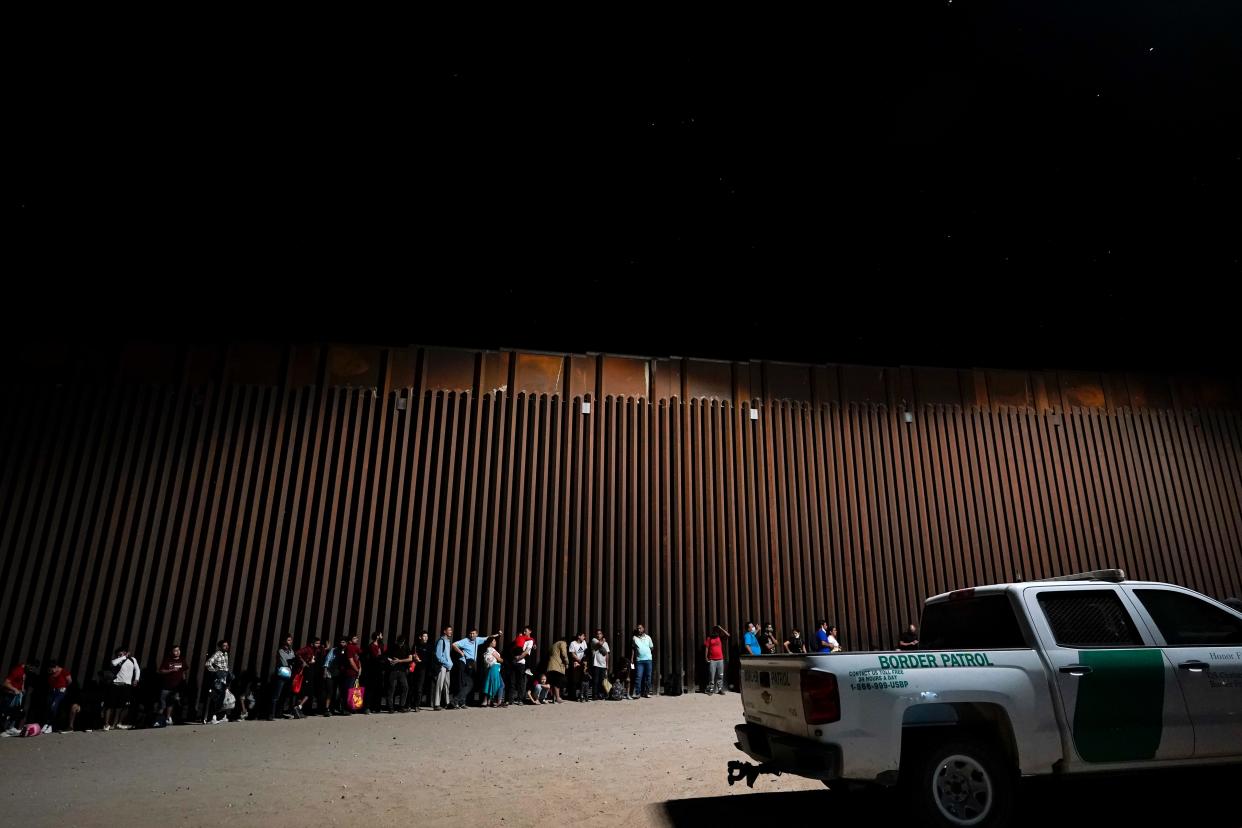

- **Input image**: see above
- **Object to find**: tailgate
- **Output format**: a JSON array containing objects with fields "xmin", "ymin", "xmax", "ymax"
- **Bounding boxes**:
[{"xmin": 740, "ymin": 658, "xmax": 809, "ymax": 737}]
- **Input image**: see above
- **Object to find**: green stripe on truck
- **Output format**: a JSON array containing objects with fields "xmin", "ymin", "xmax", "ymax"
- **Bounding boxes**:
[{"xmin": 1072, "ymin": 649, "xmax": 1164, "ymax": 762}]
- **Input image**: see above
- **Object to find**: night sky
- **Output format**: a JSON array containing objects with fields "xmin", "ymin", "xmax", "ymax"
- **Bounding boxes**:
[{"xmin": 13, "ymin": 4, "xmax": 1242, "ymax": 374}]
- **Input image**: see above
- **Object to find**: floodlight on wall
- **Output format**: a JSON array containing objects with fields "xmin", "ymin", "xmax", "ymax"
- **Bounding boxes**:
[
  {"xmin": 903, "ymin": 410, "xmax": 914, "ymax": 424},
  {"xmin": 581, "ymin": 401, "xmax": 592, "ymax": 414},
  {"xmin": 396, "ymin": 396, "xmax": 408, "ymax": 411},
  {"xmin": 749, "ymin": 407, "xmax": 759, "ymax": 421}
]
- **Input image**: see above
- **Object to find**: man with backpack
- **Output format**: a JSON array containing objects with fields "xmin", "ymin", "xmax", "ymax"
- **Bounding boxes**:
[{"xmin": 103, "ymin": 648, "xmax": 140, "ymax": 731}]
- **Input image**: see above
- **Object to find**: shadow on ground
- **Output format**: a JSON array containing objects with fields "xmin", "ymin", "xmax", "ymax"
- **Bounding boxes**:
[{"xmin": 657, "ymin": 765, "xmax": 1242, "ymax": 826}]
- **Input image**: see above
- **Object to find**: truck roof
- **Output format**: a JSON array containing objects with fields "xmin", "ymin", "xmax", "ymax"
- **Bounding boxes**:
[{"xmin": 922, "ymin": 568, "xmax": 1189, "ymax": 605}]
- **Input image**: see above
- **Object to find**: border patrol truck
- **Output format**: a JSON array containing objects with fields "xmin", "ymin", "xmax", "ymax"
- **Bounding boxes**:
[{"xmin": 729, "ymin": 570, "xmax": 1242, "ymax": 826}]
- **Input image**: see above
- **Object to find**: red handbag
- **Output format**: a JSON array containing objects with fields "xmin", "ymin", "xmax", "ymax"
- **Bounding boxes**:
[
  {"xmin": 291, "ymin": 672, "xmax": 304, "ymax": 695},
  {"xmin": 347, "ymin": 680, "xmax": 365, "ymax": 711}
]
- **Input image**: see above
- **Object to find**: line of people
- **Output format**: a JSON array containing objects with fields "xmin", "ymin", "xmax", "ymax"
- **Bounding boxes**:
[{"xmin": 1, "ymin": 623, "xmax": 661, "ymax": 736}]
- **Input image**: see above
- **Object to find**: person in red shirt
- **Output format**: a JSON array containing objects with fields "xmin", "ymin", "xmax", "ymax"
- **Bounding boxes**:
[
  {"xmin": 704, "ymin": 625, "xmax": 730, "ymax": 695},
  {"xmin": 44, "ymin": 660, "xmax": 73, "ymax": 733},
  {"xmin": 336, "ymin": 634, "xmax": 362, "ymax": 715},
  {"xmin": 157, "ymin": 646, "xmax": 188, "ymax": 727},
  {"xmin": 2, "ymin": 661, "xmax": 27, "ymax": 735},
  {"xmin": 295, "ymin": 637, "xmax": 319, "ymax": 716}
]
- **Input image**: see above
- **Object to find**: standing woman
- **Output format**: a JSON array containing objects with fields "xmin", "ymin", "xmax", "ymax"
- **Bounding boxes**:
[
  {"xmin": 783, "ymin": 629, "xmax": 807, "ymax": 654},
  {"xmin": 482, "ymin": 637, "xmax": 505, "ymax": 708}
]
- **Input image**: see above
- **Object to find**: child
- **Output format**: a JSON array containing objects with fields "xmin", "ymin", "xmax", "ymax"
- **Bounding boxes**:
[{"xmin": 534, "ymin": 674, "xmax": 551, "ymax": 704}]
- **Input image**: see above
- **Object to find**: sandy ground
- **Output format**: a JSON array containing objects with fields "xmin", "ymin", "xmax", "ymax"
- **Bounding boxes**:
[
  {"xmin": 0, "ymin": 693, "xmax": 820, "ymax": 827},
  {"xmin": 5, "ymin": 693, "xmax": 1242, "ymax": 827}
]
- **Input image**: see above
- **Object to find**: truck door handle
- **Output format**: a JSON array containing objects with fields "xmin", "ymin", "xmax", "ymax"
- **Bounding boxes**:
[
  {"xmin": 1059, "ymin": 665, "xmax": 1093, "ymax": 676},
  {"xmin": 1178, "ymin": 661, "xmax": 1210, "ymax": 673}
]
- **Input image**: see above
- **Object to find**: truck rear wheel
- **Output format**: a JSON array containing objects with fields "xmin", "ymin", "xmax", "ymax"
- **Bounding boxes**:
[{"xmin": 904, "ymin": 737, "xmax": 1013, "ymax": 827}]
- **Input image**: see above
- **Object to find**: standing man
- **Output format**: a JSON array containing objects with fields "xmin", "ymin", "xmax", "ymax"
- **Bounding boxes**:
[
  {"xmin": 897, "ymin": 623, "xmax": 919, "ymax": 651},
  {"xmin": 568, "ymin": 632, "xmax": 589, "ymax": 701},
  {"xmin": 453, "ymin": 626, "xmax": 501, "ymax": 709},
  {"xmin": 366, "ymin": 631, "xmax": 387, "ymax": 713},
  {"xmin": 743, "ymin": 622, "xmax": 761, "ymax": 656},
  {"xmin": 294, "ymin": 636, "xmax": 318, "ymax": 716},
  {"xmin": 589, "ymin": 629, "xmax": 609, "ymax": 701},
  {"xmin": 630, "ymin": 624, "xmax": 655, "ymax": 699},
  {"xmin": 271, "ymin": 634, "xmax": 297, "ymax": 720},
  {"xmin": 815, "ymin": 620, "xmax": 831, "ymax": 652},
  {"xmin": 761, "ymin": 624, "xmax": 779, "ymax": 655},
  {"xmin": 105, "ymin": 647, "xmax": 140, "ymax": 730},
  {"xmin": 509, "ymin": 626, "xmax": 535, "ymax": 706},
  {"xmin": 203, "ymin": 640, "xmax": 230, "ymax": 724},
  {"xmin": 412, "ymin": 630, "xmax": 433, "ymax": 711},
  {"xmin": 704, "ymin": 625, "xmax": 730, "ymax": 695},
  {"xmin": 320, "ymin": 636, "xmax": 340, "ymax": 717},
  {"xmin": 385, "ymin": 634, "xmax": 414, "ymax": 712},
  {"xmin": 157, "ymin": 645, "xmax": 189, "ymax": 726},
  {"xmin": 339, "ymin": 634, "xmax": 363, "ymax": 714},
  {"xmin": 433, "ymin": 626, "xmax": 454, "ymax": 711}
]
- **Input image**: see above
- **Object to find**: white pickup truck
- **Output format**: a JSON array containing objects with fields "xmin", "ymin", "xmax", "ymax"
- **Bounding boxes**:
[{"xmin": 729, "ymin": 570, "xmax": 1242, "ymax": 826}]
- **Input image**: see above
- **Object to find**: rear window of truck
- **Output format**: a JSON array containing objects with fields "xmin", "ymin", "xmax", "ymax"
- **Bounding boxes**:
[{"xmin": 920, "ymin": 594, "xmax": 1028, "ymax": 649}]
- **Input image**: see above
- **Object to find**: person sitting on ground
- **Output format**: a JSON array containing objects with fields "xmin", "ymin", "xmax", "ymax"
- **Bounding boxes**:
[
  {"xmin": 2, "ymin": 658, "xmax": 28, "ymax": 736},
  {"xmin": 534, "ymin": 674, "xmax": 552, "ymax": 704},
  {"xmin": 607, "ymin": 662, "xmax": 630, "ymax": 701},
  {"xmin": 44, "ymin": 660, "xmax": 74, "ymax": 734}
]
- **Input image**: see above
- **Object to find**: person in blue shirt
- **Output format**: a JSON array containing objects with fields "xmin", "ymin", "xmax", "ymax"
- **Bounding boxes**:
[
  {"xmin": 451, "ymin": 626, "xmax": 502, "ymax": 708},
  {"xmin": 433, "ymin": 626, "xmax": 454, "ymax": 710},
  {"xmin": 815, "ymin": 620, "xmax": 831, "ymax": 652},
  {"xmin": 629, "ymin": 624, "xmax": 655, "ymax": 699},
  {"xmin": 743, "ymin": 622, "xmax": 761, "ymax": 655}
]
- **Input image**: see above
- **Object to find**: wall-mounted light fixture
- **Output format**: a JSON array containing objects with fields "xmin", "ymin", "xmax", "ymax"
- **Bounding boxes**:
[
  {"xmin": 581, "ymin": 401, "xmax": 592, "ymax": 415},
  {"xmin": 903, "ymin": 410, "xmax": 914, "ymax": 424},
  {"xmin": 749, "ymin": 407, "xmax": 759, "ymax": 421},
  {"xmin": 395, "ymin": 396, "xmax": 408, "ymax": 411}
]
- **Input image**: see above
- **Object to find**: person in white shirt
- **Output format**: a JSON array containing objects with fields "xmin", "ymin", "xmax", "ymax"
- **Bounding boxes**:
[
  {"xmin": 826, "ymin": 626, "xmax": 842, "ymax": 653},
  {"xmin": 568, "ymin": 632, "xmax": 589, "ymax": 702},
  {"xmin": 103, "ymin": 647, "xmax": 140, "ymax": 731},
  {"xmin": 589, "ymin": 630, "xmax": 610, "ymax": 701}
]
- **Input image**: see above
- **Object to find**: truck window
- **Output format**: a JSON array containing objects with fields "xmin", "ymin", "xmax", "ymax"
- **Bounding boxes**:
[
  {"xmin": 1133, "ymin": 589, "xmax": 1242, "ymax": 646},
  {"xmin": 1037, "ymin": 589, "xmax": 1143, "ymax": 647},
  {"xmin": 920, "ymin": 595, "xmax": 1027, "ymax": 649}
]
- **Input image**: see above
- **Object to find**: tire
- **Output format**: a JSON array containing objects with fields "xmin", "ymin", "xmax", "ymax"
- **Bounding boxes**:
[{"xmin": 903, "ymin": 737, "xmax": 1014, "ymax": 827}]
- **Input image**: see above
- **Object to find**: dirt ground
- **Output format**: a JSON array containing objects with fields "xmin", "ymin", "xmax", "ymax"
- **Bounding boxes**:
[
  {"xmin": 0, "ymin": 693, "xmax": 820, "ymax": 827},
  {"xmin": 7, "ymin": 693, "xmax": 1242, "ymax": 827}
]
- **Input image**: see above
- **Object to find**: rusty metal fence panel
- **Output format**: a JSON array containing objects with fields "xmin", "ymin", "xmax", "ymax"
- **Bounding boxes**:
[{"xmin": 2, "ymin": 386, "xmax": 1241, "ymax": 693}]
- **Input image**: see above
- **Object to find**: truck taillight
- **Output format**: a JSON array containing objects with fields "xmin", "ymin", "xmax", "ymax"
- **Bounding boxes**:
[{"xmin": 800, "ymin": 669, "xmax": 840, "ymax": 725}]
